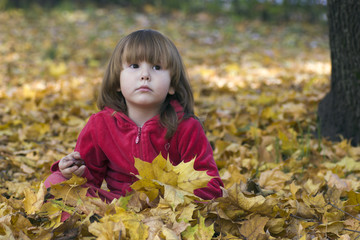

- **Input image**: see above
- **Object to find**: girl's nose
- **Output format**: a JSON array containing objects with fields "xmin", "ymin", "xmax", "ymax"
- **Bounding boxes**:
[
  {"xmin": 141, "ymin": 66, "xmax": 150, "ymax": 81},
  {"xmin": 141, "ymin": 74, "xmax": 150, "ymax": 81}
]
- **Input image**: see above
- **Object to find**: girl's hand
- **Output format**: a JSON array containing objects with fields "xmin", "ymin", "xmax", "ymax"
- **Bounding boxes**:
[{"xmin": 59, "ymin": 151, "xmax": 86, "ymax": 179}]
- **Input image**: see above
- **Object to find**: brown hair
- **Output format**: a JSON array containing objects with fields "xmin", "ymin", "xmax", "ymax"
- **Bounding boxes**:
[{"xmin": 97, "ymin": 29, "xmax": 194, "ymax": 139}]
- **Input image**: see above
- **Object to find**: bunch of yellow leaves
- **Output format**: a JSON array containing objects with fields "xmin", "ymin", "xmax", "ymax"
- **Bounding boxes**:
[{"xmin": 0, "ymin": 154, "xmax": 216, "ymax": 240}]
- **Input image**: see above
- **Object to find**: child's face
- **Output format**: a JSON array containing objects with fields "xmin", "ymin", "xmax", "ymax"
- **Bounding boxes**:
[{"xmin": 119, "ymin": 61, "xmax": 175, "ymax": 112}]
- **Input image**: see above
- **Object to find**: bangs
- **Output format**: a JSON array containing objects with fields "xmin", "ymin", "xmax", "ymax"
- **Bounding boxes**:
[{"xmin": 121, "ymin": 30, "xmax": 173, "ymax": 69}]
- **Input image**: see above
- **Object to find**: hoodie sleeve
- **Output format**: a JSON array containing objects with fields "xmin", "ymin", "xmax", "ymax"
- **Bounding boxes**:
[
  {"xmin": 73, "ymin": 114, "xmax": 108, "ymax": 188},
  {"xmin": 49, "ymin": 115, "xmax": 107, "ymax": 188},
  {"xmin": 176, "ymin": 118, "xmax": 224, "ymax": 200}
]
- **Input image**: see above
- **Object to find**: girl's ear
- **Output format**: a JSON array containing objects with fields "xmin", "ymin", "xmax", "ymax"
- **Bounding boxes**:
[{"xmin": 168, "ymin": 87, "xmax": 175, "ymax": 95}]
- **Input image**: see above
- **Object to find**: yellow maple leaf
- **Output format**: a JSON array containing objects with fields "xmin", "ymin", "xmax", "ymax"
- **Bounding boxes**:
[
  {"xmin": 318, "ymin": 221, "xmax": 344, "ymax": 236},
  {"xmin": 162, "ymin": 184, "xmax": 189, "ymax": 209},
  {"xmin": 153, "ymin": 156, "xmax": 178, "ymax": 186},
  {"xmin": 239, "ymin": 214, "xmax": 269, "ymax": 239},
  {"xmin": 38, "ymin": 201, "xmax": 62, "ymax": 229},
  {"xmin": 63, "ymin": 174, "xmax": 88, "ymax": 186},
  {"xmin": 289, "ymin": 181, "xmax": 301, "ymax": 199},
  {"xmin": 324, "ymin": 211, "xmax": 344, "ymax": 223},
  {"xmin": 142, "ymin": 216, "xmax": 164, "ymax": 239},
  {"xmin": 48, "ymin": 61, "xmax": 68, "ymax": 78},
  {"xmin": 89, "ymin": 205, "xmax": 149, "ymax": 240},
  {"xmin": 161, "ymin": 227, "xmax": 180, "ymax": 239},
  {"xmin": 5, "ymin": 181, "xmax": 31, "ymax": 198},
  {"xmin": 258, "ymin": 168, "xmax": 290, "ymax": 191},
  {"xmin": 340, "ymin": 157, "xmax": 360, "ymax": 172},
  {"xmin": 226, "ymin": 184, "xmax": 266, "ymax": 211},
  {"xmin": 134, "ymin": 157, "xmax": 155, "ymax": 180},
  {"xmin": 174, "ymin": 157, "xmax": 214, "ymax": 193},
  {"xmin": 150, "ymin": 200, "xmax": 178, "ymax": 223},
  {"xmin": 177, "ymin": 203, "xmax": 197, "ymax": 222},
  {"xmin": 182, "ymin": 215, "xmax": 214, "ymax": 240},
  {"xmin": 88, "ymin": 219, "xmax": 125, "ymax": 240},
  {"xmin": 302, "ymin": 191, "xmax": 327, "ymax": 211},
  {"xmin": 346, "ymin": 191, "xmax": 360, "ymax": 212},
  {"xmin": 2, "ymin": 213, "xmax": 32, "ymax": 239},
  {"xmin": 303, "ymin": 178, "xmax": 323, "ymax": 195},
  {"xmin": 0, "ymin": 224, "xmax": 15, "ymax": 240},
  {"xmin": 134, "ymin": 154, "xmax": 178, "ymax": 186},
  {"xmin": 25, "ymin": 122, "xmax": 50, "ymax": 140},
  {"xmin": 23, "ymin": 182, "xmax": 46, "ymax": 215},
  {"xmin": 278, "ymin": 129, "xmax": 298, "ymax": 154},
  {"xmin": 132, "ymin": 154, "xmax": 213, "ymax": 199},
  {"xmin": 344, "ymin": 218, "xmax": 360, "ymax": 239},
  {"xmin": 154, "ymin": 179, "xmax": 199, "ymax": 210},
  {"xmin": 132, "ymin": 156, "xmax": 170, "ymax": 202},
  {"xmin": 112, "ymin": 207, "xmax": 148, "ymax": 240},
  {"xmin": 49, "ymin": 176, "xmax": 88, "ymax": 207},
  {"xmin": 266, "ymin": 218, "xmax": 285, "ymax": 235},
  {"xmin": 131, "ymin": 179, "xmax": 161, "ymax": 203}
]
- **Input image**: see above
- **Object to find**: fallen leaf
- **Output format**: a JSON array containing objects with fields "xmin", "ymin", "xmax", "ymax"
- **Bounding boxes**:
[{"xmin": 239, "ymin": 214, "xmax": 269, "ymax": 240}]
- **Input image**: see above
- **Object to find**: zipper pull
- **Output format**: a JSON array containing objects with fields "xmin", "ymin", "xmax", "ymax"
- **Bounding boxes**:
[{"xmin": 135, "ymin": 127, "xmax": 141, "ymax": 144}]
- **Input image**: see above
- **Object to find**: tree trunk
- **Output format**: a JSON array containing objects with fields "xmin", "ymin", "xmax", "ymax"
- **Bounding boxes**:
[{"xmin": 318, "ymin": 0, "xmax": 360, "ymax": 146}]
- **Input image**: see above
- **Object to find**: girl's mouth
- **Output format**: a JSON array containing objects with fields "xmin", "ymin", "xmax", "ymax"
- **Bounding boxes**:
[{"xmin": 136, "ymin": 86, "xmax": 152, "ymax": 92}]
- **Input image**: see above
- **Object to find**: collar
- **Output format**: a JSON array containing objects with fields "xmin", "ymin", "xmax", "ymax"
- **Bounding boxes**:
[{"xmin": 104, "ymin": 100, "xmax": 184, "ymax": 126}]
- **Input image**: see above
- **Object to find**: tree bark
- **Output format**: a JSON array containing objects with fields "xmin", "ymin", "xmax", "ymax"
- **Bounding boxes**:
[{"xmin": 318, "ymin": 0, "xmax": 360, "ymax": 146}]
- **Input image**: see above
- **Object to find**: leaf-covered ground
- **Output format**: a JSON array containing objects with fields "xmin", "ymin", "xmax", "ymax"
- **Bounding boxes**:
[{"xmin": 1, "ymin": 6, "xmax": 360, "ymax": 240}]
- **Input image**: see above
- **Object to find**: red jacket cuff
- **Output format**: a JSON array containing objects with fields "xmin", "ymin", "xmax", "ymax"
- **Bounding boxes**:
[{"xmin": 50, "ymin": 160, "xmax": 60, "ymax": 172}]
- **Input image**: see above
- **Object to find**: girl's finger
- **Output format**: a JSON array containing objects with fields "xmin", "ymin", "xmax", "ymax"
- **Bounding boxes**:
[
  {"xmin": 61, "ymin": 156, "xmax": 73, "ymax": 165},
  {"xmin": 59, "ymin": 159, "xmax": 74, "ymax": 170},
  {"xmin": 62, "ymin": 165, "xmax": 78, "ymax": 176},
  {"xmin": 74, "ymin": 165, "xmax": 86, "ymax": 176},
  {"xmin": 67, "ymin": 151, "xmax": 81, "ymax": 161},
  {"xmin": 72, "ymin": 151, "xmax": 81, "ymax": 159},
  {"xmin": 66, "ymin": 152, "xmax": 80, "ymax": 161}
]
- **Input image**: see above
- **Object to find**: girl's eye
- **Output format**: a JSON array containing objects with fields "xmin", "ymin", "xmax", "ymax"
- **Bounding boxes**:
[
  {"xmin": 153, "ymin": 65, "xmax": 161, "ymax": 70},
  {"xmin": 130, "ymin": 64, "xmax": 139, "ymax": 68}
]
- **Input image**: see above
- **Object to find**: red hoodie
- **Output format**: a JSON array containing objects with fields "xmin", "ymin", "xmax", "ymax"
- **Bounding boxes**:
[{"xmin": 50, "ymin": 100, "xmax": 223, "ymax": 200}]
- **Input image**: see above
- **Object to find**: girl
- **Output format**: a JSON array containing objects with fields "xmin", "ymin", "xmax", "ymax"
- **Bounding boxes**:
[{"xmin": 45, "ymin": 29, "xmax": 223, "ymax": 203}]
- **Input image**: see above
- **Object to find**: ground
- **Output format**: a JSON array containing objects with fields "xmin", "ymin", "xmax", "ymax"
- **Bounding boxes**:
[{"xmin": 1, "ymin": 7, "xmax": 360, "ymax": 240}]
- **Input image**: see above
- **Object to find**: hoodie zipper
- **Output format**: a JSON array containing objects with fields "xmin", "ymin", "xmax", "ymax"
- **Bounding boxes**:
[
  {"xmin": 136, "ymin": 126, "xmax": 144, "ymax": 160},
  {"xmin": 135, "ymin": 126, "xmax": 142, "ymax": 144}
]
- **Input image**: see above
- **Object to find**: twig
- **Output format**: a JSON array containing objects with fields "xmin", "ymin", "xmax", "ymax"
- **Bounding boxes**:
[
  {"xmin": 327, "ymin": 201, "xmax": 360, "ymax": 222},
  {"xmin": 343, "ymin": 228, "xmax": 360, "ymax": 234},
  {"xmin": 344, "ymin": 228, "xmax": 360, "ymax": 240},
  {"xmin": 289, "ymin": 213, "xmax": 318, "ymax": 222},
  {"xmin": 329, "ymin": 202, "xmax": 360, "ymax": 239}
]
